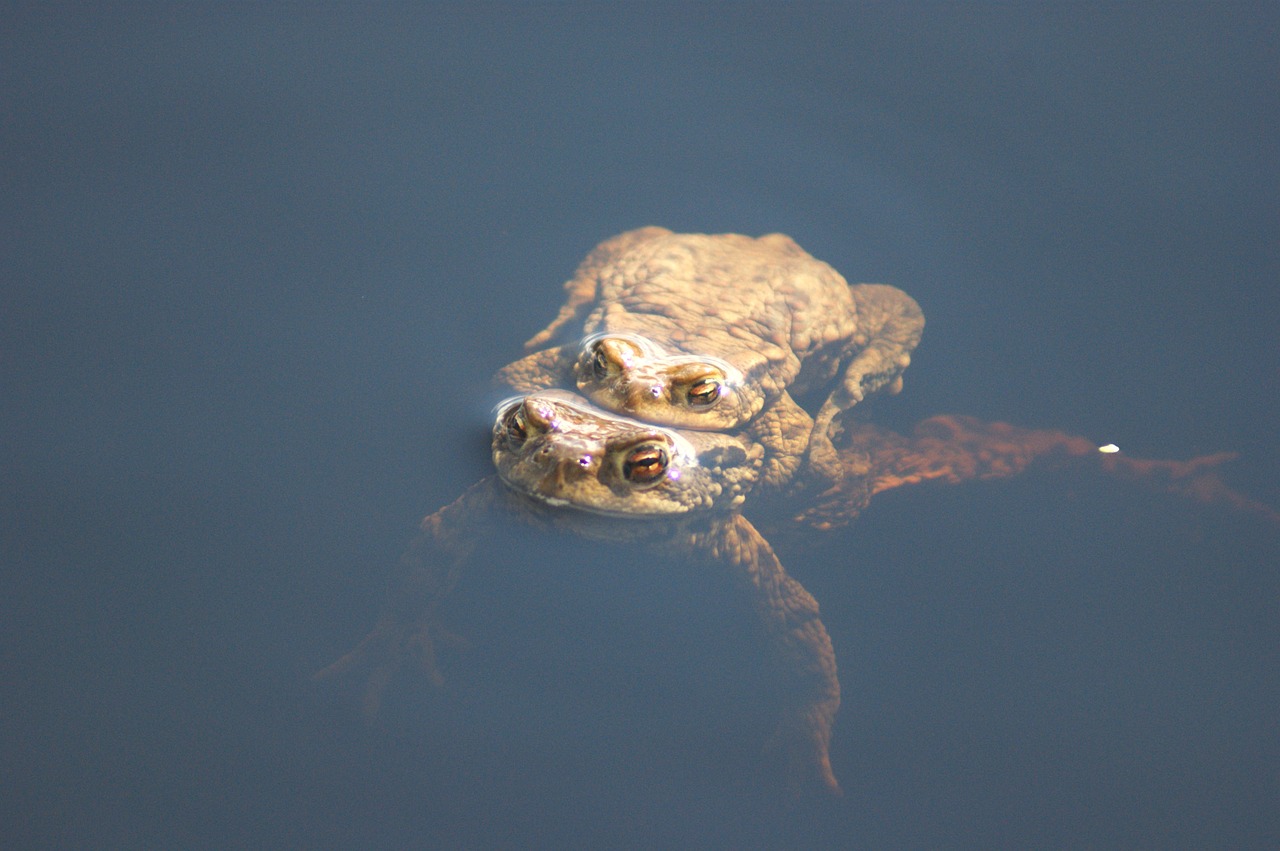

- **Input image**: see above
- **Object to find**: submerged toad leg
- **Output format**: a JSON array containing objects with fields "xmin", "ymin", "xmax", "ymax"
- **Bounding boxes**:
[
  {"xmin": 314, "ymin": 477, "xmax": 506, "ymax": 716},
  {"xmin": 796, "ymin": 415, "xmax": 1280, "ymax": 529},
  {"xmin": 680, "ymin": 514, "xmax": 842, "ymax": 795}
]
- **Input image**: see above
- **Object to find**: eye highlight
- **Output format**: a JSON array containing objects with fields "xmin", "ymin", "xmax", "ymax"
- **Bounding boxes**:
[{"xmin": 622, "ymin": 444, "xmax": 669, "ymax": 485}]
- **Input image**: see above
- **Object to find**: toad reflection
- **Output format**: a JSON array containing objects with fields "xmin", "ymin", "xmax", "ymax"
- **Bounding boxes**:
[{"xmin": 316, "ymin": 229, "xmax": 1277, "ymax": 794}]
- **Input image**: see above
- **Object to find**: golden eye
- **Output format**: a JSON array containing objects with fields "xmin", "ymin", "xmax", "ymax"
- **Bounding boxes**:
[
  {"xmin": 623, "ymin": 445, "xmax": 668, "ymax": 485},
  {"xmin": 591, "ymin": 344, "xmax": 612, "ymax": 380},
  {"xmin": 687, "ymin": 378, "xmax": 721, "ymax": 407},
  {"xmin": 502, "ymin": 406, "xmax": 528, "ymax": 443}
]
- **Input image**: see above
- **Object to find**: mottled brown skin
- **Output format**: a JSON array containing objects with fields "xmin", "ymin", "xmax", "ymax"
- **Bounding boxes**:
[
  {"xmin": 317, "ymin": 391, "xmax": 1277, "ymax": 795},
  {"xmin": 496, "ymin": 227, "xmax": 925, "ymax": 481}
]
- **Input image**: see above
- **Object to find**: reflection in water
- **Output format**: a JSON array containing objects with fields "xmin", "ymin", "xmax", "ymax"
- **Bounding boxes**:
[{"xmin": 317, "ymin": 405, "xmax": 1276, "ymax": 795}]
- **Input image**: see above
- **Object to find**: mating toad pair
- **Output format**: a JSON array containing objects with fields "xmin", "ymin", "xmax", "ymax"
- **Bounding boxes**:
[
  {"xmin": 321, "ymin": 227, "xmax": 1271, "ymax": 795},
  {"xmin": 491, "ymin": 228, "xmax": 922, "ymax": 793},
  {"xmin": 323, "ymin": 226, "xmax": 923, "ymax": 794},
  {"xmin": 496, "ymin": 225, "xmax": 924, "ymax": 497}
]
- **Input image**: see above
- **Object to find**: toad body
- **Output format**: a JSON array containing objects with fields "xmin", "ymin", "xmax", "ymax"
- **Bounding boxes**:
[{"xmin": 497, "ymin": 227, "xmax": 925, "ymax": 478}]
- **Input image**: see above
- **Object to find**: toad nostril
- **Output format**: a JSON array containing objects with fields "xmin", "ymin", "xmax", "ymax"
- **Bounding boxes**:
[{"xmin": 630, "ymin": 382, "xmax": 662, "ymax": 403}]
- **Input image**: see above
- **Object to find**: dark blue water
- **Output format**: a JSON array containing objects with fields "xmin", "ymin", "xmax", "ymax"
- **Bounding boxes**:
[{"xmin": 3, "ymin": 5, "xmax": 1277, "ymax": 847}]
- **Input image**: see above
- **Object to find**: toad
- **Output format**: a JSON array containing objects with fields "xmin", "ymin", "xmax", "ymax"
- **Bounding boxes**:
[
  {"xmin": 317, "ymin": 390, "xmax": 1277, "ymax": 794},
  {"xmin": 496, "ymin": 227, "xmax": 924, "ymax": 480}
]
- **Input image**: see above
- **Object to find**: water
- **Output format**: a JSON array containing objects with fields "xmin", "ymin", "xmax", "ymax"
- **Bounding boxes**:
[{"xmin": 3, "ymin": 5, "xmax": 1277, "ymax": 847}]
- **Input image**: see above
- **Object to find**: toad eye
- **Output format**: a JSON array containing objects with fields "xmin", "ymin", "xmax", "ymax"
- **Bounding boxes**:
[
  {"xmin": 502, "ymin": 406, "xmax": 528, "ymax": 443},
  {"xmin": 590, "ymin": 344, "xmax": 613, "ymax": 380},
  {"xmin": 687, "ymin": 378, "xmax": 721, "ymax": 407},
  {"xmin": 622, "ymin": 444, "xmax": 669, "ymax": 485}
]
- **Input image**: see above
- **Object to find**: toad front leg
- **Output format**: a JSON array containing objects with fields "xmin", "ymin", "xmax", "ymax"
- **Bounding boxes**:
[
  {"xmin": 314, "ymin": 477, "xmax": 504, "ymax": 715},
  {"xmin": 680, "ymin": 514, "xmax": 842, "ymax": 795}
]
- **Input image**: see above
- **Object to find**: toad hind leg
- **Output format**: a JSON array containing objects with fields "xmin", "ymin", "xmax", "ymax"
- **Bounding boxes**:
[
  {"xmin": 837, "ymin": 283, "xmax": 924, "ymax": 409},
  {"xmin": 807, "ymin": 284, "xmax": 924, "ymax": 483}
]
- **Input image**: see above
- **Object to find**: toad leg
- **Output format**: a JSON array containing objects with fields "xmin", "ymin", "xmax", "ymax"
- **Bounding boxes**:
[
  {"xmin": 684, "ymin": 514, "xmax": 842, "ymax": 795},
  {"xmin": 808, "ymin": 284, "xmax": 924, "ymax": 471},
  {"xmin": 314, "ymin": 476, "xmax": 504, "ymax": 715}
]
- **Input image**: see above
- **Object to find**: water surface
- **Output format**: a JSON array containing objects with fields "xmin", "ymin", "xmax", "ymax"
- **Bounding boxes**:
[{"xmin": 2, "ymin": 5, "xmax": 1277, "ymax": 847}]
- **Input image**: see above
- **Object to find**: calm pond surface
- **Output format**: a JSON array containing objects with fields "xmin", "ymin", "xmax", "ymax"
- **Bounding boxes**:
[{"xmin": 3, "ymin": 5, "xmax": 1277, "ymax": 847}]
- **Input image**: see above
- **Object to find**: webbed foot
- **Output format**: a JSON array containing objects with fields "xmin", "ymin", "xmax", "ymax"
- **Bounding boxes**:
[{"xmin": 314, "ymin": 612, "xmax": 469, "ymax": 717}]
